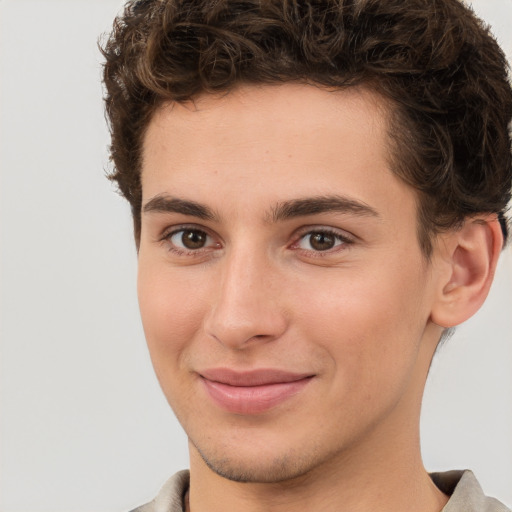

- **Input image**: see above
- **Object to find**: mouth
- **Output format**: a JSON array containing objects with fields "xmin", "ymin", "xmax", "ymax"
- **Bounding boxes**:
[{"xmin": 199, "ymin": 368, "xmax": 315, "ymax": 415}]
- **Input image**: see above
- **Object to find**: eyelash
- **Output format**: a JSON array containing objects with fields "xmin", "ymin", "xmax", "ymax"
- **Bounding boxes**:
[{"xmin": 160, "ymin": 225, "xmax": 354, "ymax": 258}]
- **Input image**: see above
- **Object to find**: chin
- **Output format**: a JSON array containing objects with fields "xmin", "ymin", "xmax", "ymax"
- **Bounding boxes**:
[{"xmin": 192, "ymin": 439, "xmax": 327, "ymax": 484}]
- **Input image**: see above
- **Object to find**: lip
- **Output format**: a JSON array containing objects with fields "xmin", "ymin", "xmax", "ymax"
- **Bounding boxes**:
[{"xmin": 199, "ymin": 368, "xmax": 314, "ymax": 414}]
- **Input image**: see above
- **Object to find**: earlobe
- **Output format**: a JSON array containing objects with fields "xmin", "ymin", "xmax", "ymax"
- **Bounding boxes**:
[{"xmin": 430, "ymin": 216, "xmax": 503, "ymax": 328}]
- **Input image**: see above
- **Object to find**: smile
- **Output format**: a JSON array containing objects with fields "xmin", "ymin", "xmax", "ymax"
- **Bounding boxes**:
[{"xmin": 199, "ymin": 368, "xmax": 315, "ymax": 415}]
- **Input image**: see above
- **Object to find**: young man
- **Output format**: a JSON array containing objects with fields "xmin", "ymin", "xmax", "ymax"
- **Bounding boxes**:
[{"xmin": 101, "ymin": 1, "xmax": 512, "ymax": 511}]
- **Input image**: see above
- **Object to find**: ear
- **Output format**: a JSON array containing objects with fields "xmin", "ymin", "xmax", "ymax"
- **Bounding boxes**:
[{"xmin": 430, "ymin": 216, "xmax": 503, "ymax": 328}]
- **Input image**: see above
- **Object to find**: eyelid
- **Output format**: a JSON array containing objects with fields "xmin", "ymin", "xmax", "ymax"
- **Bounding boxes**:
[
  {"xmin": 293, "ymin": 225, "xmax": 355, "ymax": 240},
  {"xmin": 160, "ymin": 223, "xmax": 215, "ymax": 240}
]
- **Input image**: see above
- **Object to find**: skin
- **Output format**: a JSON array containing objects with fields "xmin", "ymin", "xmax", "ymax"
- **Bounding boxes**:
[{"xmin": 137, "ymin": 83, "xmax": 500, "ymax": 512}]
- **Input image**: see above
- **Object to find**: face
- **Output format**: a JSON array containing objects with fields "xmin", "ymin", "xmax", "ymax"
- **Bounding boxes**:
[{"xmin": 138, "ymin": 84, "xmax": 443, "ymax": 483}]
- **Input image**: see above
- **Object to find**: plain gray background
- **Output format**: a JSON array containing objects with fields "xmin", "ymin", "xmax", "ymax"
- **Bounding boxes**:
[{"xmin": 1, "ymin": 1, "xmax": 511, "ymax": 511}]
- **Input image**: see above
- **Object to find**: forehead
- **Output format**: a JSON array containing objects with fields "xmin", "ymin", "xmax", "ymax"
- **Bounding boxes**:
[
  {"xmin": 139, "ymin": 83, "xmax": 421, "ymax": 238},
  {"xmin": 142, "ymin": 83, "xmax": 396, "ymax": 194}
]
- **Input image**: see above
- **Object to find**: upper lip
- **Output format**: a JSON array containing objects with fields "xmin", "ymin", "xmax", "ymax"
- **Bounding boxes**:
[{"xmin": 199, "ymin": 368, "xmax": 314, "ymax": 387}]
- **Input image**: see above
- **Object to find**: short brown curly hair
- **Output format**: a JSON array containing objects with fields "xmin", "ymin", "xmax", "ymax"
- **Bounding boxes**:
[{"xmin": 101, "ymin": 0, "xmax": 512, "ymax": 255}]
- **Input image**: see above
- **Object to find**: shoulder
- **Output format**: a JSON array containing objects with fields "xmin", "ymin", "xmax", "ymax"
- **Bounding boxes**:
[
  {"xmin": 129, "ymin": 470, "xmax": 190, "ymax": 512},
  {"xmin": 431, "ymin": 470, "xmax": 510, "ymax": 512}
]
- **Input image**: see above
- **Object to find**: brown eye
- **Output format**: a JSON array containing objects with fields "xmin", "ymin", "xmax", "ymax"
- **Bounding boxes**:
[
  {"xmin": 169, "ymin": 229, "xmax": 211, "ymax": 250},
  {"xmin": 309, "ymin": 232, "xmax": 336, "ymax": 251},
  {"xmin": 182, "ymin": 230, "xmax": 207, "ymax": 249},
  {"xmin": 296, "ymin": 230, "xmax": 349, "ymax": 252}
]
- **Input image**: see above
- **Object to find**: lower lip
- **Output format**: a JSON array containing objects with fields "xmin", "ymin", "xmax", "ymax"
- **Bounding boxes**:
[{"xmin": 201, "ymin": 377, "xmax": 313, "ymax": 415}]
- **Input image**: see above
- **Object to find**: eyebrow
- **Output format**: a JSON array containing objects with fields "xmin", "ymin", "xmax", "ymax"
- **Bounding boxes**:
[
  {"xmin": 269, "ymin": 195, "xmax": 380, "ymax": 222},
  {"xmin": 142, "ymin": 195, "xmax": 217, "ymax": 220},
  {"xmin": 142, "ymin": 194, "xmax": 379, "ymax": 223}
]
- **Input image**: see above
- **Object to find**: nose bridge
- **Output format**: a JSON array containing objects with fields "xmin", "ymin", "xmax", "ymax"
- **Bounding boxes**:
[{"xmin": 205, "ymin": 242, "xmax": 286, "ymax": 348}]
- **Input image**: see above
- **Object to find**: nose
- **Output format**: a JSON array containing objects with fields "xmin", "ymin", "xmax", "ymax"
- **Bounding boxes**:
[{"xmin": 204, "ymin": 248, "xmax": 288, "ymax": 349}]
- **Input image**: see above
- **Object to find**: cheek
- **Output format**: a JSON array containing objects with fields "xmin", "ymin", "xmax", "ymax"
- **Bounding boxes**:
[
  {"xmin": 137, "ymin": 263, "xmax": 207, "ymax": 368},
  {"xmin": 294, "ymin": 261, "xmax": 430, "ymax": 381},
  {"xmin": 137, "ymin": 264, "xmax": 211, "ymax": 416}
]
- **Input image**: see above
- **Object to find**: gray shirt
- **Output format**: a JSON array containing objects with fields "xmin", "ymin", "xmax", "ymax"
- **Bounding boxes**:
[{"xmin": 132, "ymin": 469, "xmax": 510, "ymax": 512}]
